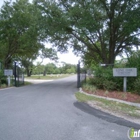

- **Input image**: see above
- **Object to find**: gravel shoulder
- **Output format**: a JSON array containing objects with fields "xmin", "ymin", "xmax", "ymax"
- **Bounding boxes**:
[
  {"xmin": 77, "ymin": 89, "xmax": 140, "ymax": 125},
  {"xmin": 87, "ymin": 100, "xmax": 140, "ymax": 125}
]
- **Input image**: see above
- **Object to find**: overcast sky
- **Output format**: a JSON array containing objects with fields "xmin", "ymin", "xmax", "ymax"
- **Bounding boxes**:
[
  {"xmin": 0, "ymin": 0, "xmax": 4, "ymax": 7},
  {"xmin": 0, "ymin": 0, "xmax": 80, "ymax": 65}
]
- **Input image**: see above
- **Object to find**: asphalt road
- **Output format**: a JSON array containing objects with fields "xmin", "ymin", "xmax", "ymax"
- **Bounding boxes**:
[{"xmin": 0, "ymin": 75, "xmax": 139, "ymax": 140}]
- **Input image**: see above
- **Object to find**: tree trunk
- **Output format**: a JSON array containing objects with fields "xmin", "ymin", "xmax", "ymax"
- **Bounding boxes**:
[
  {"xmin": 26, "ymin": 68, "xmax": 32, "ymax": 77},
  {"xmin": 4, "ymin": 58, "xmax": 12, "ymax": 69},
  {"xmin": 43, "ymin": 70, "xmax": 46, "ymax": 76}
]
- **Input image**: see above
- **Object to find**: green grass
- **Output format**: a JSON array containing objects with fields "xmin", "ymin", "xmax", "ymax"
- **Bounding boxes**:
[
  {"xmin": 75, "ymin": 92, "xmax": 140, "ymax": 118},
  {"xmin": 24, "ymin": 81, "xmax": 32, "ymax": 85},
  {"xmin": 0, "ymin": 84, "xmax": 7, "ymax": 88},
  {"xmin": 82, "ymin": 83, "xmax": 97, "ymax": 93},
  {"xmin": 25, "ymin": 74, "xmax": 74, "ymax": 80}
]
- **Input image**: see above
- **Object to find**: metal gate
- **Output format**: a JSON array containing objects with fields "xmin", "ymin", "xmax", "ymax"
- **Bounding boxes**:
[
  {"xmin": 77, "ymin": 61, "xmax": 86, "ymax": 88},
  {"xmin": 13, "ymin": 62, "xmax": 24, "ymax": 87}
]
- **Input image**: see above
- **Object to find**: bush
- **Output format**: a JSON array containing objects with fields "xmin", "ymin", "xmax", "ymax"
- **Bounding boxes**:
[
  {"xmin": 103, "ymin": 80, "xmax": 117, "ymax": 91},
  {"xmin": 0, "ymin": 70, "xmax": 7, "ymax": 86},
  {"xmin": 1, "ymin": 77, "xmax": 7, "ymax": 84},
  {"xmin": 90, "ymin": 77, "xmax": 117, "ymax": 91},
  {"xmin": 0, "ymin": 70, "xmax": 3, "ymax": 78},
  {"xmin": 112, "ymin": 77, "xmax": 123, "ymax": 91},
  {"xmin": 89, "ymin": 66, "xmax": 124, "ymax": 91},
  {"xmin": 92, "ymin": 67, "xmax": 119, "ymax": 90},
  {"xmin": 82, "ymin": 83, "xmax": 96, "ymax": 93},
  {"xmin": 88, "ymin": 63, "xmax": 140, "ymax": 93},
  {"xmin": 125, "ymin": 50, "xmax": 140, "ymax": 93},
  {"xmin": 1, "ymin": 84, "xmax": 7, "ymax": 88},
  {"xmin": 133, "ymin": 78, "xmax": 140, "ymax": 95},
  {"xmin": 91, "ymin": 77, "xmax": 105, "ymax": 89},
  {"xmin": 94, "ymin": 66, "xmax": 113, "ymax": 81}
]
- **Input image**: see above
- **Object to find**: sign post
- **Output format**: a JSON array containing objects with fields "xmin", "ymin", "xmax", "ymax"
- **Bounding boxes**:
[
  {"xmin": 4, "ymin": 69, "xmax": 13, "ymax": 87},
  {"xmin": 123, "ymin": 77, "xmax": 127, "ymax": 92},
  {"xmin": 113, "ymin": 68, "xmax": 137, "ymax": 92}
]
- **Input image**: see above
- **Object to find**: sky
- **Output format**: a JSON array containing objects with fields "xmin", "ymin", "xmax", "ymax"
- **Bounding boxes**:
[
  {"xmin": 35, "ymin": 43, "xmax": 81, "ymax": 65},
  {"xmin": 0, "ymin": 0, "xmax": 81, "ymax": 65},
  {"xmin": 0, "ymin": 1, "xmax": 3, "ymax": 6}
]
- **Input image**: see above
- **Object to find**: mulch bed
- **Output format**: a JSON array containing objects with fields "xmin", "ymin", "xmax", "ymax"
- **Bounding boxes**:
[{"xmin": 83, "ymin": 89, "xmax": 140, "ymax": 103}]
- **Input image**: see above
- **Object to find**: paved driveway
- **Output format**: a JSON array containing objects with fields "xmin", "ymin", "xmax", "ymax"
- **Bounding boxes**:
[{"xmin": 0, "ymin": 75, "xmax": 139, "ymax": 140}]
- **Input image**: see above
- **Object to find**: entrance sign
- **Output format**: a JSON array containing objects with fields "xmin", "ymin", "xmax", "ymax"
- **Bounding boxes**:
[
  {"xmin": 113, "ymin": 68, "xmax": 137, "ymax": 92},
  {"xmin": 4, "ymin": 69, "xmax": 13, "ymax": 76},
  {"xmin": 4, "ymin": 69, "xmax": 13, "ymax": 87},
  {"xmin": 113, "ymin": 68, "xmax": 137, "ymax": 77}
]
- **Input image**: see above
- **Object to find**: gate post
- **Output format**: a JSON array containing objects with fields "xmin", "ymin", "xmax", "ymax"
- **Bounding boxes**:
[
  {"xmin": 77, "ymin": 61, "xmax": 80, "ymax": 88},
  {"xmin": 14, "ymin": 61, "xmax": 17, "ymax": 87},
  {"xmin": 17, "ymin": 66, "xmax": 19, "ymax": 87}
]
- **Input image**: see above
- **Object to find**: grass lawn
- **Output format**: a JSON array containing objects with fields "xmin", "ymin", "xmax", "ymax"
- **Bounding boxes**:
[
  {"xmin": 24, "ymin": 81, "xmax": 32, "ymax": 85},
  {"xmin": 75, "ymin": 92, "xmax": 140, "ymax": 119},
  {"xmin": 25, "ymin": 74, "xmax": 74, "ymax": 80}
]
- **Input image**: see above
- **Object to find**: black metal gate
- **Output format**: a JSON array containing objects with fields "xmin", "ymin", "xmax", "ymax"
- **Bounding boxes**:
[
  {"xmin": 13, "ymin": 62, "xmax": 24, "ymax": 87},
  {"xmin": 77, "ymin": 61, "xmax": 86, "ymax": 88}
]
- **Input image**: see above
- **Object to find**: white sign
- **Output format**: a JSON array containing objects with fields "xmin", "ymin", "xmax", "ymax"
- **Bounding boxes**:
[
  {"xmin": 113, "ymin": 68, "xmax": 137, "ymax": 77},
  {"xmin": 4, "ymin": 69, "xmax": 13, "ymax": 76}
]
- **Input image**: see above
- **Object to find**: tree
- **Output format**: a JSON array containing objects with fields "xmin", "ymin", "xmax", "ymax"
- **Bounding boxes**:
[
  {"xmin": 44, "ymin": 63, "xmax": 57, "ymax": 74},
  {"xmin": 36, "ymin": 0, "xmax": 140, "ymax": 65},
  {"xmin": 60, "ymin": 63, "xmax": 76, "ymax": 74},
  {"xmin": 0, "ymin": 0, "xmax": 41, "ymax": 68},
  {"xmin": 21, "ymin": 57, "xmax": 34, "ymax": 77},
  {"xmin": 40, "ymin": 47, "xmax": 58, "ymax": 63},
  {"xmin": 126, "ymin": 50, "xmax": 140, "ymax": 74},
  {"xmin": 17, "ymin": 42, "xmax": 44, "ymax": 76},
  {"xmin": 34, "ymin": 62, "xmax": 45, "ymax": 78}
]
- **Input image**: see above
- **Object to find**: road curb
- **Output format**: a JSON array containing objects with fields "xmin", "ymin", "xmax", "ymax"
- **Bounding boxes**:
[
  {"xmin": 0, "ymin": 87, "xmax": 15, "ymax": 91},
  {"xmin": 79, "ymin": 88, "xmax": 140, "ymax": 108}
]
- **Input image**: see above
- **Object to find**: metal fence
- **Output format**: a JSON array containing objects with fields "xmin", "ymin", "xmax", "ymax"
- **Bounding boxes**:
[
  {"xmin": 77, "ymin": 62, "xmax": 86, "ymax": 88},
  {"xmin": 13, "ymin": 62, "xmax": 24, "ymax": 87}
]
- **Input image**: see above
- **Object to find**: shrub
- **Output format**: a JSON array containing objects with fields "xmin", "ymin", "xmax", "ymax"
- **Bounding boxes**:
[
  {"xmin": 103, "ymin": 80, "xmax": 117, "ymax": 91},
  {"xmin": 125, "ymin": 50, "xmax": 140, "ymax": 93},
  {"xmin": 112, "ymin": 77, "xmax": 123, "ymax": 91},
  {"xmin": 1, "ymin": 77, "xmax": 7, "ymax": 85},
  {"xmin": 133, "ymin": 78, "xmax": 140, "ymax": 95},
  {"xmin": 82, "ymin": 83, "xmax": 91, "ymax": 91},
  {"xmin": 0, "ymin": 70, "xmax": 7, "ymax": 86},
  {"xmin": 91, "ymin": 66, "xmax": 122, "ymax": 91},
  {"xmin": 1, "ymin": 84, "xmax": 7, "ymax": 88},
  {"xmin": 90, "ymin": 77, "xmax": 105, "ymax": 89},
  {"xmin": 94, "ymin": 66, "xmax": 113, "ymax": 81},
  {"xmin": 82, "ymin": 83, "xmax": 96, "ymax": 93},
  {"xmin": 88, "ymin": 64, "xmax": 140, "ymax": 93},
  {"xmin": 90, "ymin": 77, "xmax": 117, "ymax": 91},
  {"xmin": 89, "ymin": 85, "xmax": 96, "ymax": 93}
]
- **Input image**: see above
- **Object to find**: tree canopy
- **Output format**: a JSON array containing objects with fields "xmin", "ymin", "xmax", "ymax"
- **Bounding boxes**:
[
  {"xmin": 36, "ymin": 0, "xmax": 140, "ymax": 65},
  {"xmin": 0, "ymin": 0, "xmax": 42, "ymax": 68},
  {"xmin": 0, "ymin": 0, "xmax": 60, "ymax": 70},
  {"xmin": 31, "ymin": 62, "xmax": 76, "ymax": 75},
  {"xmin": 1, "ymin": 0, "xmax": 140, "ymax": 70}
]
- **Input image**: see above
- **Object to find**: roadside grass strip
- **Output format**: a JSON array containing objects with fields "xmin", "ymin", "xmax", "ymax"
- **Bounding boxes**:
[
  {"xmin": 75, "ymin": 92, "xmax": 140, "ymax": 118},
  {"xmin": 24, "ymin": 81, "xmax": 32, "ymax": 85}
]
